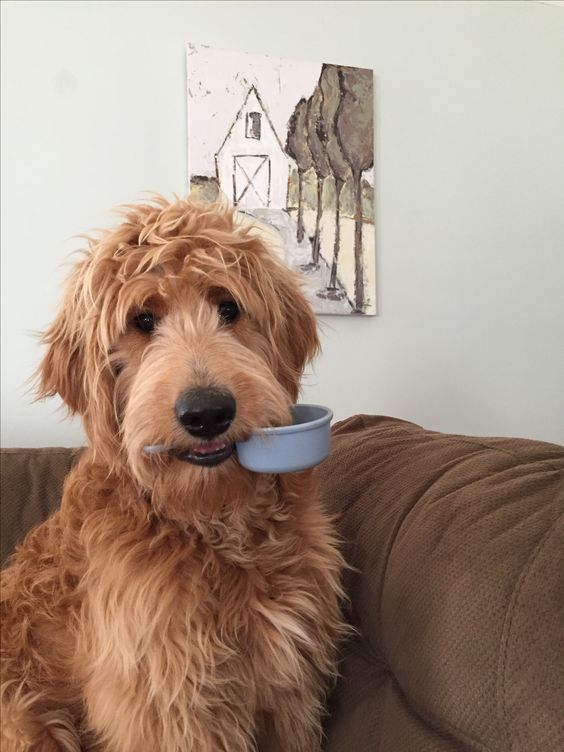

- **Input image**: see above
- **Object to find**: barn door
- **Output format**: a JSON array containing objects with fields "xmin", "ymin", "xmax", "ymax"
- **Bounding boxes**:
[{"xmin": 233, "ymin": 155, "xmax": 271, "ymax": 209}]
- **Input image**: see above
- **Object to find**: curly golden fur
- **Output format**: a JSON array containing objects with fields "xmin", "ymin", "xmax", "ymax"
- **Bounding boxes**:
[{"xmin": 0, "ymin": 198, "xmax": 345, "ymax": 751}]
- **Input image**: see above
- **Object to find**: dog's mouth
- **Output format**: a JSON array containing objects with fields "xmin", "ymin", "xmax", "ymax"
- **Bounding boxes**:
[
  {"xmin": 144, "ymin": 441, "xmax": 235, "ymax": 467},
  {"xmin": 172, "ymin": 442, "xmax": 235, "ymax": 467}
]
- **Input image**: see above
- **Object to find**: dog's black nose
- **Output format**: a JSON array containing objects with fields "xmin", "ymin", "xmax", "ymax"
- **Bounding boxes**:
[{"xmin": 174, "ymin": 388, "xmax": 236, "ymax": 439}]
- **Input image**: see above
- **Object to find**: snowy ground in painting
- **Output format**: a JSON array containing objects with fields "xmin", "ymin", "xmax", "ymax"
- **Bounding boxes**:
[
  {"xmin": 244, "ymin": 208, "xmax": 375, "ymax": 315},
  {"xmin": 243, "ymin": 209, "xmax": 349, "ymax": 314},
  {"xmin": 297, "ymin": 209, "xmax": 376, "ymax": 315}
]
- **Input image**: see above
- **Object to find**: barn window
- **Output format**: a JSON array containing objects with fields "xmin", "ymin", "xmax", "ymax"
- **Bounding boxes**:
[{"xmin": 246, "ymin": 112, "xmax": 261, "ymax": 140}]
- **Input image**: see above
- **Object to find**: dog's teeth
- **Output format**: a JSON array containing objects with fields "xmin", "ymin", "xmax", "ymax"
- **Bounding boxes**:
[
  {"xmin": 193, "ymin": 443, "xmax": 226, "ymax": 456},
  {"xmin": 145, "ymin": 442, "xmax": 233, "ymax": 465}
]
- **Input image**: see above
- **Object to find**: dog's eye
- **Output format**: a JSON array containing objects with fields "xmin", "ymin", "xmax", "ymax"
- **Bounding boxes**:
[
  {"xmin": 133, "ymin": 312, "xmax": 157, "ymax": 334},
  {"xmin": 218, "ymin": 301, "xmax": 240, "ymax": 325}
]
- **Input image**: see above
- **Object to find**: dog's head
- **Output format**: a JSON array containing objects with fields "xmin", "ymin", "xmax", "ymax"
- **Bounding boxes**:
[{"xmin": 38, "ymin": 198, "xmax": 319, "ymax": 518}]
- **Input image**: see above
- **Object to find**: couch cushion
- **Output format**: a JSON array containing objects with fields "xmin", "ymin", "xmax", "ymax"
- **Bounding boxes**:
[
  {"xmin": 0, "ymin": 447, "xmax": 79, "ymax": 566},
  {"xmin": 319, "ymin": 416, "xmax": 564, "ymax": 752}
]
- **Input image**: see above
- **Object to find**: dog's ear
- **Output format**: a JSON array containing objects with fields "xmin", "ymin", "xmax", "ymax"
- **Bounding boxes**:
[
  {"xmin": 275, "ymin": 269, "xmax": 321, "ymax": 402},
  {"xmin": 36, "ymin": 260, "xmax": 88, "ymax": 414}
]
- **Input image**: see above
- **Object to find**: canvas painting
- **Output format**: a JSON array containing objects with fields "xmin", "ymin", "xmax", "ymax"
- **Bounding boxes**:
[{"xmin": 187, "ymin": 43, "xmax": 375, "ymax": 315}]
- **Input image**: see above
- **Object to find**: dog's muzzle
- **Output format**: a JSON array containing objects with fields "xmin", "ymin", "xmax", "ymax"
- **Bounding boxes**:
[{"xmin": 143, "ymin": 387, "xmax": 236, "ymax": 467}]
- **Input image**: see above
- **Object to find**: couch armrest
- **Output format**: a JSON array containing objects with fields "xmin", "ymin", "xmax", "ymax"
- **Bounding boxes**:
[{"xmin": 320, "ymin": 415, "xmax": 564, "ymax": 752}]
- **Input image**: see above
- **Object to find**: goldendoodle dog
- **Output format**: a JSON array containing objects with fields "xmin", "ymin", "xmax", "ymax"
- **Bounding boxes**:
[{"xmin": 0, "ymin": 198, "xmax": 345, "ymax": 752}]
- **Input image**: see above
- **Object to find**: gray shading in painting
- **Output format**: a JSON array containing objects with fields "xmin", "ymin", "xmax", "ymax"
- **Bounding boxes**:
[{"xmin": 187, "ymin": 45, "xmax": 375, "ymax": 315}]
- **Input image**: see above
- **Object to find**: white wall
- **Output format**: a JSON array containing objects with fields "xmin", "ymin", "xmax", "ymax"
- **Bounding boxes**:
[{"xmin": 1, "ymin": 0, "xmax": 563, "ymax": 447}]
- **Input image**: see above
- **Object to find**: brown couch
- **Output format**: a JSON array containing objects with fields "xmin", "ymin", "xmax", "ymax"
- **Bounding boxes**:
[{"xmin": 2, "ymin": 416, "xmax": 563, "ymax": 751}]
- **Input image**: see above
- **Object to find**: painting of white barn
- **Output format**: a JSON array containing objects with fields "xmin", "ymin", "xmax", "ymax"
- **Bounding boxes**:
[
  {"xmin": 215, "ymin": 86, "xmax": 289, "ymax": 211},
  {"xmin": 187, "ymin": 43, "xmax": 376, "ymax": 315}
]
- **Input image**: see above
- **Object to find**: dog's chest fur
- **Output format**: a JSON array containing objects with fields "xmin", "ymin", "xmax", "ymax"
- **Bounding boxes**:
[{"xmin": 78, "ymin": 481, "xmax": 325, "ymax": 747}]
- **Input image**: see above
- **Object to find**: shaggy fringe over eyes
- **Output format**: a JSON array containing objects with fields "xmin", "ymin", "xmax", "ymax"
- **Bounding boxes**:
[{"xmin": 35, "ymin": 197, "xmax": 319, "ymax": 469}]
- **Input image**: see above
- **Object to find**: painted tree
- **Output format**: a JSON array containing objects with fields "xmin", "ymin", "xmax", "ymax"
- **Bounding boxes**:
[
  {"xmin": 286, "ymin": 98, "xmax": 312, "ymax": 244},
  {"xmin": 335, "ymin": 66, "xmax": 374, "ymax": 312},
  {"xmin": 305, "ymin": 85, "xmax": 331, "ymax": 267},
  {"xmin": 319, "ymin": 64, "xmax": 351, "ymax": 294}
]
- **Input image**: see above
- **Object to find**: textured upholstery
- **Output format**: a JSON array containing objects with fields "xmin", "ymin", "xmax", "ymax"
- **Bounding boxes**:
[
  {"xmin": 319, "ymin": 416, "xmax": 564, "ymax": 752},
  {"xmin": 0, "ymin": 447, "xmax": 81, "ymax": 567},
  {"xmin": 1, "ymin": 417, "xmax": 563, "ymax": 751}
]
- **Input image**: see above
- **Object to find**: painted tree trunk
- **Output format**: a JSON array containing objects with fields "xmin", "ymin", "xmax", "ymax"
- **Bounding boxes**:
[
  {"xmin": 296, "ymin": 170, "xmax": 305, "ymax": 244},
  {"xmin": 329, "ymin": 178, "xmax": 345, "ymax": 289},
  {"xmin": 312, "ymin": 175, "xmax": 324, "ymax": 266},
  {"xmin": 353, "ymin": 171, "xmax": 365, "ymax": 312}
]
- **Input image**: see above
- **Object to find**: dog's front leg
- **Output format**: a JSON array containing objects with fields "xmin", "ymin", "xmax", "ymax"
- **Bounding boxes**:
[
  {"xmin": 0, "ymin": 691, "xmax": 82, "ymax": 752},
  {"xmin": 255, "ymin": 691, "xmax": 324, "ymax": 752},
  {"xmin": 84, "ymin": 669, "xmax": 257, "ymax": 752}
]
